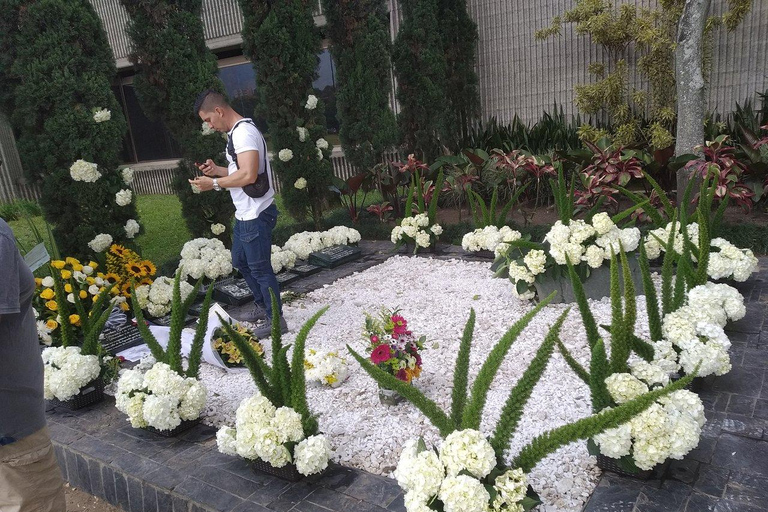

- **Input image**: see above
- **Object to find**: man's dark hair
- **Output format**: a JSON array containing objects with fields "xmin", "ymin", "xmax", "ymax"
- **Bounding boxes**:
[{"xmin": 193, "ymin": 89, "xmax": 228, "ymax": 114}]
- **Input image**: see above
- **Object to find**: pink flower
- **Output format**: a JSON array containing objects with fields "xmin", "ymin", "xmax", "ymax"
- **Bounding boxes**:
[
  {"xmin": 370, "ymin": 335, "xmax": 379, "ymax": 344},
  {"xmin": 391, "ymin": 315, "xmax": 408, "ymax": 336},
  {"xmin": 370, "ymin": 344, "xmax": 392, "ymax": 365}
]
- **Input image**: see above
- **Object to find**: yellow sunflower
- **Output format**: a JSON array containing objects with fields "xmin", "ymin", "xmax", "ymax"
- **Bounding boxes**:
[
  {"xmin": 139, "ymin": 278, "xmax": 153, "ymax": 286},
  {"xmin": 125, "ymin": 262, "xmax": 146, "ymax": 279},
  {"xmin": 104, "ymin": 273, "xmax": 120, "ymax": 284},
  {"xmin": 121, "ymin": 282, "xmax": 132, "ymax": 296},
  {"xmin": 140, "ymin": 260, "xmax": 157, "ymax": 277},
  {"xmin": 109, "ymin": 244, "xmax": 126, "ymax": 258}
]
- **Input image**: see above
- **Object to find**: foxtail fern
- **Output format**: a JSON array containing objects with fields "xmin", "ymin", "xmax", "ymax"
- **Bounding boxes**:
[
  {"xmin": 660, "ymin": 214, "xmax": 678, "ymax": 315},
  {"xmin": 608, "ymin": 250, "xmax": 629, "ymax": 374},
  {"xmin": 590, "ymin": 338, "xmax": 612, "ymax": 412},
  {"xmin": 555, "ymin": 337, "xmax": 590, "ymax": 384},
  {"xmin": 639, "ymin": 243, "xmax": 662, "ymax": 342},
  {"xmin": 566, "ymin": 257, "xmax": 600, "ymax": 349},
  {"xmin": 451, "ymin": 309, "xmax": 476, "ymax": 425}
]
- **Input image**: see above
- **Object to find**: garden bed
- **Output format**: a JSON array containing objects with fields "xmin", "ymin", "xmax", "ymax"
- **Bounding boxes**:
[{"xmin": 195, "ymin": 256, "xmax": 657, "ymax": 511}]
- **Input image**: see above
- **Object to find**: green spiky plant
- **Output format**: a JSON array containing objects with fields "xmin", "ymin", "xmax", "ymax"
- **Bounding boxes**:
[
  {"xmin": 396, "ymin": 169, "xmax": 446, "ymax": 253},
  {"xmin": 347, "ymin": 291, "xmax": 695, "ymax": 501},
  {"xmin": 217, "ymin": 291, "xmax": 328, "ymax": 436},
  {"xmin": 467, "ymin": 183, "xmax": 529, "ymax": 229},
  {"xmin": 130, "ymin": 270, "xmax": 215, "ymax": 379}
]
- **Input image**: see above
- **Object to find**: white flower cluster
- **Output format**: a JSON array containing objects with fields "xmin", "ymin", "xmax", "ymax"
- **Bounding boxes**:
[
  {"xmin": 36, "ymin": 319, "xmax": 54, "ymax": 346},
  {"xmin": 134, "ymin": 276, "xmax": 195, "ymax": 318},
  {"xmin": 644, "ymin": 222, "xmax": 700, "ymax": 260},
  {"xmin": 211, "ymin": 223, "xmax": 226, "ymax": 236},
  {"xmin": 395, "ymin": 431, "xmax": 528, "ymax": 512},
  {"xmin": 271, "ymin": 245, "xmax": 297, "ymax": 274},
  {"xmin": 545, "ymin": 216, "xmax": 640, "ymax": 268},
  {"xmin": 661, "ymin": 282, "xmax": 745, "ymax": 377},
  {"xmin": 216, "ymin": 393, "xmax": 332, "ymax": 476},
  {"xmin": 121, "ymin": 167, "xmax": 134, "ymax": 185},
  {"xmin": 178, "ymin": 238, "xmax": 233, "ymax": 281},
  {"xmin": 282, "ymin": 227, "xmax": 361, "ymax": 260},
  {"xmin": 88, "ymin": 233, "xmax": 113, "ymax": 253},
  {"xmin": 305, "ymin": 95, "xmax": 318, "ymax": 110},
  {"xmin": 461, "ymin": 226, "xmax": 521, "ymax": 255},
  {"xmin": 201, "ymin": 122, "xmax": 215, "ymax": 136},
  {"xmin": 124, "ymin": 219, "xmax": 140, "ymax": 239},
  {"xmin": 92, "ymin": 108, "xmax": 111, "ymax": 123},
  {"xmin": 42, "ymin": 346, "xmax": 101, "ymax": 401},
  {"xmin": 115, "ymin": 362, "xmax": 207, "ymax": 431},
  {"xmin": 595, "ymin": 382, "xmax": 705, "ymax": 470},
  {"xmin": 708, "ymin": 238, "xmax": 758, "ymax": 282},
  {"xmin": 296, "ymin": 127, "xmax": 309, "ymax": 142},
  {"xmin": 70, "ymin": 159, "xmax": 101, "ymax": 182},
  {"xmin": 316, "ymin": 138, "xmax": 329, "ymax": 150},
  {"xmin": 391, "ymin": 214, "xmax": 443, "ymax": 249},
  {"xmin": 115, "ymin": 189, "xmax": 133, "ymax": 207},
  {"xmin": 304, "ymin": 349, "xmax": 349, "ymax": 388},
  {"xmin": 278, "ymin": 149, "xmax": 293, "ymax": 162},
  {"xmin": 294, "ymin": 177, "xmax": 307, "ymax": 190}
]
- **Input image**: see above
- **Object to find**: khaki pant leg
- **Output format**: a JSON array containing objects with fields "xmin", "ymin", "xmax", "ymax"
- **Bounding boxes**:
[{"xmin": 0, "ymin": 427, "xmax": 66, "ymax": 512}]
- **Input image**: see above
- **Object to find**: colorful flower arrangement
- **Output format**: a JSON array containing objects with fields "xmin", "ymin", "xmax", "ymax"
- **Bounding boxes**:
[
  {"xmin": 216, "ymin": 393, "xmax": 332, "ymax": 476},
  {"xmin": 390, "ymin": 213, "xmax": 443, "ymax": 251},
  {"xmin": 363, "ymin": 309, "xmax": 426, "ymax": 383},
  {"xmin": 212, "ymin": 323, "xmax": 264, "ymax": 368},
  {"xmin": 177, "ymin": 237, "xmax": 233, "ymax": 281},
  {"xmin": 115, "ymin": 362, "xmax": 207, "ymax": 431},
  {"xmin": 134, "ymin": 276, "xmax": 195, "ymax": 318},
  {"xmin": 282, "ymin": 226, "xmax": 361, "ymax": 261},
  {"xmin": 42, "ymin": 346, "xmax": 101, "ymax": 401},
  {"xmin": 395, "ymin": 432, "xmax": 532, "ymax": 512},
  {"xmin": 304, "ymin": 349, "xmax": 349, "ymax": 388},
  {"xmin": 461, "ymin": 225, "xmax": 522, "ymax": 256}
]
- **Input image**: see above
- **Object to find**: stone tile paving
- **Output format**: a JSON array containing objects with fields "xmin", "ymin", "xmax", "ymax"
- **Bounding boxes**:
[{"xmin": 583, "ymin": 261, "xmax": 768, "ymax": 512}]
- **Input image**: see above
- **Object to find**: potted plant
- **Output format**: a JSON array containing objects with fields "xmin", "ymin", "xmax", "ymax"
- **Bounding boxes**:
[
  {"xmin": 114, "ymin": 271, "xmax": 215, "ymax": 436},
  {"xmin": 214, "ymin": 292, "xmax": 333, "ymax": 480},
  {"xmin": 212, "ymin": 322, "xmax": 264, "ymax": 368}
]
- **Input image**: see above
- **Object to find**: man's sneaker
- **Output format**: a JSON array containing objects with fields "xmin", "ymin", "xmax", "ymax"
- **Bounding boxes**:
[
  {"xmin": 253, "ymin": 316, "xmax": 288, "ymax": 338},
  {"xmin": 238, "ymin": 304, "xmax": 268, "ymax": 323}
]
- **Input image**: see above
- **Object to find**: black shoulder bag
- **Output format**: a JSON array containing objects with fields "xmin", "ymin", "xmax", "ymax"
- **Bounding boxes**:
[{"xmin": 227, "ymin": 119, "xmax": 271, "ymax": 198}]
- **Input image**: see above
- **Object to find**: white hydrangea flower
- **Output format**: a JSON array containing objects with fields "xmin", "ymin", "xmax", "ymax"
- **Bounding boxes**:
[
  {"xmin": 92, "ymin": 108, "xmax": 111, "ymax": 123},
  {"xmin": 316, "ymin": 147, "xmax": 324, "ymax": 160},
  {"xmin": 296, "ymin": 126, "xmax": 309, "ymax": 142},
  {"xmin": 278, "ymin": 149, "xmax": 294, "ymax": 162},
  {"xmin": 178, "ymin": 238, "xmax": 233, "ymax": 281},
  {"xmin": 294, "ymin": 435, "xmax": 332, "ymax": 476},
  {"xmin": 42, "ymin": 347, "xmax": 101, "ymax": 401},
  {"xmin": 438, "ymin": 475, "xmax": 490, "ymax": 512},
  {"xmin": 201, "ymin": 122, "xmax": 215, "ymax": 136},
  {"xmin": 115, "ymin": 189, "xmax": 133, "ymax": 207},
  {"xmin": 439, "ymin": 429, "xmax": 496, "ymax": 479},
  {"xmin": 630, "ymin": 361, "xmax": 670, "ymax": 387},
  {"xmin": 294, "ymin": 177, "xmax": 307, "ymax": 190},
  {"xmin": 216, "ymin": 426, "xmax": 238, "ymax": 456},
  {"xmin": 591, "ymin": 212, "xmax": 614, "ymax": 235},
  {"xmin": 305, "ymin": 94, "xmax": 318, "ymax": 110},
  {"xmin": 88, "ymin": 233, "xmax": 113, "ymax": 253},
  {"xmin": 211, "ymin": 223, "xmax": 226, "ymax": 236},
  {"xmin": 523, "ymin": 249, "xmax": 547, "ymax": 276},
  {"xmin": 593, "ymin": 422, "xmax": 633, "ymax": 459},
  {"xmin": 492, "ymin": 468, "xmax": 528, "ymax": 510},
  {"xmin": 70, "ymin": 159, "xmax": 101, "ymax": 182},
  {"xmin": 315, "ymin": 138, "xmax": 329, "ymax": 150},
  {"xmin": 605, "ymin": 373, "xmax": 649, "ymax": 404},
  {"xmin": 120, "ymin": 167, "xmax": 134, "ymax": 185},
  {"xmin": 124, "ymin": 219, "xmax": 140, "ymax": 239}
]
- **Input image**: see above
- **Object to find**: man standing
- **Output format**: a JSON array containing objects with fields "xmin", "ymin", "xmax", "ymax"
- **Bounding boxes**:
[
  {"xmin": 0, "ymin": 219, "xmax": 66, "ymax": 512},
  {"xmin": 190, "ymin": 90, "xmax": 287, "ymax": 337}
]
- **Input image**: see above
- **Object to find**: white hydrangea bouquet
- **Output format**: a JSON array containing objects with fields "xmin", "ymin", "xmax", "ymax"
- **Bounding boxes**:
[
  {"xmin": 118, "ymin": 271, "xmax": 216, "ymax": 432},
  {"xmin": 216, "ymin": 393, "xmax": 332, "ymax": 476},
  {"xmin": 214, "ymin": 292, "xmax": 332, "ymax": 477},
  {"xmin": 42, "ymin": 346, "xmax": 101, "ymax": 402},
  {"xmin": 390, "ymin": 170, "xmax": 445, "ymax": 254},
  {"xmin": 390, "ymin": 213, "xmax": 443, "ymax": 252},
  {"xmin": 304, "ymin": 349, "xmax": 349, "ymax": 388},
  {"xmin": 348, "ymin": 292, "xmax": 694, "ymax": 510},
  {"xmin": 134, "ymin": 276, "xmax": 195, "ymax": 318},
  {"xmin": 706, "ymin": 238, "xmax": 758, "ymax": 282},
  {"xmin": 461, "ymin": 225, "xmax": 522, "ymax": 256},
  {"xmin": 496, "ymin": 212, "xmax": 640, "ymax": 300},
  {"xmin": 177, "ymin": 237, "xmax": 233, "ymax": 281},
  {"xmin": 271, "ymin": 245, "xmax": 297, "ymax": 274},
  {"xmin": 282, "ymin": 226, "xmax": 361, "ymax": 261}
]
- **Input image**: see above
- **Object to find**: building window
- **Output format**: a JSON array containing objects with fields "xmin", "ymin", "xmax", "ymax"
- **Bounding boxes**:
[{"xmin": 314, "ymin": 48, "xmax": 338, "ymax": 134}]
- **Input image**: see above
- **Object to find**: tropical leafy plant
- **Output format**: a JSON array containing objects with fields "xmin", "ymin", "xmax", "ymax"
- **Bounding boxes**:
[{"xmin": 329, "ymin": 172, "xmax": 374, "ymax": 223}]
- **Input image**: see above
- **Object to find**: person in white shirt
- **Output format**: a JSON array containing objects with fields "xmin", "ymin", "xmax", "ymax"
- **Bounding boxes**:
[{"xmin": 189, "ymin": 90, "xmax": 287, "ymax": 336}]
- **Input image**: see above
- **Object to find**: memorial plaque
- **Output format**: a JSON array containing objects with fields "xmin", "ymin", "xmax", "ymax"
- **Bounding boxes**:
[
  {"xmin": 276, "ymin": 271, "xmax": 300, "ymax": 287},
  {"xmin": 308, "ymin": 245, "xmax": 362, "ymax": 268},
  {"xmin": 146, "ymin": 312, "xmax": 196, "ymax": 327},
  {"xmin": 189, "ymin": 301, "xmax": 221, "ymax": 317},
  {"xmin": 214, "ymin": 278, "xmax": 253, "ymax": 306},
  {"xmin": 101, "ymin": 325, "xmax": 144, "ymax": 355},
  {"xmin": 291, "ymin": 264, "xmax": 322, "ymax": 277},
  {"xmin": 199, "ymin": 276, "xmax": 235, "ymax": 297}
]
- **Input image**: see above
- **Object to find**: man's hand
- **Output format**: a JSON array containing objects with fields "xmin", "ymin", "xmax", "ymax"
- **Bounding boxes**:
[
  {"xmin": 188, "ymin": 176, "xmax": 215, "ymax": 192},
  {"xmin": 195, "ymin": 159, "xmax": 223, "ymax": 177}
]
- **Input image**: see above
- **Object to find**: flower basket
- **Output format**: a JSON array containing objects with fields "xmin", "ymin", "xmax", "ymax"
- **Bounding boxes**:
[
  {"xmin": 250, "ymin": 459, "xmax": 303, "ymax": 482},
  {"xmin": 378, "ymin": 385, "xmax": 404, "ymax": 406},
  {"xmin": 595, "ymin": 454, "xmax": 667, "ymax": 480},
  {"xmin": 533, "ymin": 255, "xmax": 643, "ymax": 304},
  {"xmin": 143, "ymin": 418, "xmax": 201, "ymax": 438},
  {"xmin": 49, "ymin": 376, "xmax": 104, "ymax": 410}
]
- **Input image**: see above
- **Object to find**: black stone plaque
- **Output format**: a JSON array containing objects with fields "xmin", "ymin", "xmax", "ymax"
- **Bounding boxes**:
[
  {"xmin": 291, "ymin": 264, "xmax": 323, "ymax": 277},
  {"xmin": 214, "ymin": 278, "xmax": 253, "ymax": 306},
  {"xmin": 146, "ymin": 312, "xmax": 196, "ymax": 327},
  {"xmin": 307, "ymin": 245, "xmax": 362, "ymax": 268},
  {"xmin": 198, "ymin": 276, "xmax": 236, "ymax": 297},
  {"xmin": 101, "ymin": 325, "xmax": 144, "ymax": 355},
  {"xmin": 276, "ymin": 272, "xmax": 300, "ymax": 287}
]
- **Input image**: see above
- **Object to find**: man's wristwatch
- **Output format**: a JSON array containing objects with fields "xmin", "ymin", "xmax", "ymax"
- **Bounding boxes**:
[{"xmin": 212, "ymin": 178, "xmax": 221, "ymax": 191}]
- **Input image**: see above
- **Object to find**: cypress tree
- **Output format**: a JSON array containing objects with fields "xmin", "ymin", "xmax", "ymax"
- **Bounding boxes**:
[
  {"xmin": 8, "ymin": 0, "xmax": 139, "ymax": 259},
  {"xmin": 392, "ymin": 0, "xmax": 447, "ymax": 162},
  {"xmin": 0, "ymin": 0, "xmax": 23, "ymax": 117},
  {"xmin": 240, "ymin": 0, "xmax": 333, "ymax": 227},
  {"xmin": 321, "ymin": 0, "xmax": 397, "ymax": 172},
  {"xmin": 437, "ymin": 0, "xmax": 480, "ymax": 151},
  {"xmin": 120, "ymin": 0, "xmax": 234, "ymax": 243}
]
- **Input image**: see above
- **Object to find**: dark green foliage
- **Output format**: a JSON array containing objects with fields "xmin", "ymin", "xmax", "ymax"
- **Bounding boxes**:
[
  {"xmin": 0, "ymin": 199, "xmax": 42, "ymax": 221},
  {"xmin": 589, "ymin": 339, "xmax": 612, "ymax": 412},
  {"xmin": 512, "ymin": 372, "xmax": 696, "ymax": 473},
  {"xmin": 490, "ymin": 309, "xmax": 568, "ymax": 456},
  {"xmin": 222, "ymin": 291, "xmax": 328, "ymax": 436},
  {"xmin": 566, "ymin": 258, "xmax": 600, "ymax": 349},
  {"xmin": 450, "ymin": 309, "xmax": 476, "ymax": 426},
  {"xmin": 555, "ymin": 337, "xmax": 590, "ymax": 384},
  {"xmin": 7, "ymin": 0, "xmax": 138, "ymax": 258},
  {"xmin": 437, "ymin": 0, "xmax": 480, "ymax": 151},
  {"xmin": 468, "ymin": 184, "xmax": 529, "ymax": 229},
  {"xmin": 240, "ymin": 0, "xmax": 333, "ymax": 227},
  {"xmin": 321, "ymin": 0, "xmax": 398, "ymax": 172},
  {"xmin": 392, "ymin": 0, "xmax": 447, "ymax": 162},
  {"xmin": 550, "ymin": 164, "xmax": 576, "ymax": 223},
  {"xmin": 0, "ymin": 0, "xmax": 22, "ymax": 116},
  {"xmin": 660, "ymin": 214, "xmax": 678, "ymax": 315},
  {"xmin": 120, "ymin": 0, "xmax": 234, "ymax": 243}
]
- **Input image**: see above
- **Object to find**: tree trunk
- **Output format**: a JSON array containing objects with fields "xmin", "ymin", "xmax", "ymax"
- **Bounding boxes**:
[{"xmin": 674, "ymin": 0, "xmax": 711, "ymax": 208}]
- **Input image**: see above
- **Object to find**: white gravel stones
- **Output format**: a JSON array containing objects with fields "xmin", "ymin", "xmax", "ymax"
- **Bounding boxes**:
[{"xmin": 195, "ymin": 256, "xmax": 653, "ymax": 511}]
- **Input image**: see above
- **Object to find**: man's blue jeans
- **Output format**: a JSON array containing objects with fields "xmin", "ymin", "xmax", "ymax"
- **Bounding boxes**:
[{"xmin": 232, "ymin": 203, "xmax": 282, "ymax": 318}]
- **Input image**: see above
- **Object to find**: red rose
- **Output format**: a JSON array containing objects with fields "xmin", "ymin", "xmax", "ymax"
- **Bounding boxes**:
[{"xmin": 370, "ymin": 344, "xmax": 392, "ymax": 364}]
